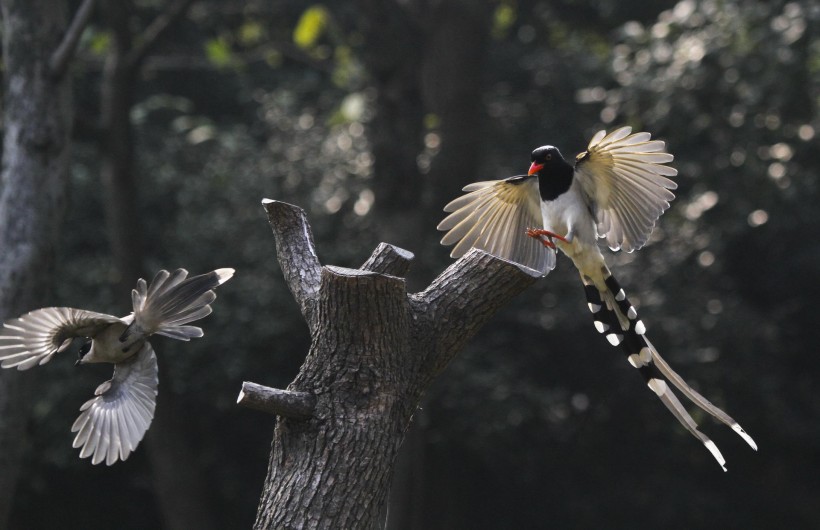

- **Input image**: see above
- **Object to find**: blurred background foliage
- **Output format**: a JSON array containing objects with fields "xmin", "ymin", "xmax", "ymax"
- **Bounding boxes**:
[{"xmin": 3, "ymin": 0, "xmax": 819, "ymax": 528}]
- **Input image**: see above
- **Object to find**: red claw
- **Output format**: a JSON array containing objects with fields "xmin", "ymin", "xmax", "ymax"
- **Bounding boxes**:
[{"xmin": 526, "ymin": 228, "xmax": 569, "ymax": 249}]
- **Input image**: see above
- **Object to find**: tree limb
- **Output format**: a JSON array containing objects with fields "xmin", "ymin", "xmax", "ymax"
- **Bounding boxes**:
[
  {"xmin": 237, "ymin": 382, "xmax": 317, "ymax": 420},
  {"xmin": 126, "ymin": 0, "xmax": 195, "ymax": 69},
  {"xmin": 411, "ymin": 248, "xmax": 541, "ymax": 376},
  {"xmin": 49, "ymin": 0, "xmax": 96, "ymax": 80},
  {"xmin": 262, "ymin": 199, "xmax": 322, "ymax": 330}
]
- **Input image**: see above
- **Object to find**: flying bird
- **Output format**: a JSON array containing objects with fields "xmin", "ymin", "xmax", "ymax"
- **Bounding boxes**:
[
  {"xmin": 0, "ymin": 268, "xmax": 234, "ymax": 465},
  {"xmin": 437, "ymin": 126, "xmax": 756, "ymax": 470}
]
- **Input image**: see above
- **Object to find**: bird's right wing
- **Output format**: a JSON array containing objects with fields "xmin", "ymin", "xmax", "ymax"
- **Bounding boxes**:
[
  {"xmin": 71, "ymin": 342, "xmax": 159, "ymax": 465},
  {"xmin": 127, "ymin": 268, "xmax": 234, "ymax": 341},
  {"xmin": 437, "ymin": 175, "xmax": 555, "ymax": 274},
  {"xmin": 0, "ymin": 308, "xmax": 121, "ymax": 370},
  {"xmin": 574, "ymin": 126, "xmax": 678, "ymax": 252}
]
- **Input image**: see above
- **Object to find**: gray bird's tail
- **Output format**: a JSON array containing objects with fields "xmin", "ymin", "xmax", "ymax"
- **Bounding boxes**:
[
  {"xmin": 124, "ymin": 268, "xmax": 235, "ymax": 342},
  {"xmin": 581, "ymin": 267, "xmax": 757, "ymax": 471}
]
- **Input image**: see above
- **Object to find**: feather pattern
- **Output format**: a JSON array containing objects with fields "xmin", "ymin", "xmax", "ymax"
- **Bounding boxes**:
[
  {"xmin": 437, "ymin": 176, "xmax": 555, "ymax": 274},
  {"xmin": 574, "ymin": 126, "xmax": 678, "ymax": 252},
  {"xmin": 71, "ymin": 342, "xmax": 159, "ymax": 465},
  {"xmin": 129, "ymin": 268, "xmax": 234, "ymax": 341},
  {"xmin": 581, "ymin": 266, "xmax": 757, "ymax": 470},
  {"xmin": 0, "ymin": 308, "xmax": 121, "ymax": 370}
]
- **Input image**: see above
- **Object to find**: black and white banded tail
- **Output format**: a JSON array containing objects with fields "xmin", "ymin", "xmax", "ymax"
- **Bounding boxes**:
[{"xmin": 582, "ymin": 269, "xmax": 757, "ymax": 471}]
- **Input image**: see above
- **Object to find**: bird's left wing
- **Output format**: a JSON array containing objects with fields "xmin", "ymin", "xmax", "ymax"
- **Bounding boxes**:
[
  {"xmin": 71, "ymin": 342, "xmax": 159, "ymax": 465},
  {"xmin": 0, "ymin": 308, "xmax": 121, "ymax": 370},
  {"xmin": 574, "ymin": 126, "xmax": 678, "ymax": 252},
  {"xmin": 437, "ymin": 175, "xmax": 554, "ymax": 274}
]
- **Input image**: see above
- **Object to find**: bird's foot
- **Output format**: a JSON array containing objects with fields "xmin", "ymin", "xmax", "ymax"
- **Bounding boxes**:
[{"xmin": 526, "ymin": 228, "xmax": 569, "ymax": 249}]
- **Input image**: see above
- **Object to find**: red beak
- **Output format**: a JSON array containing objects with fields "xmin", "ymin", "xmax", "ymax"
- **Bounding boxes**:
[{"xmin": 528, "ymin": 162, "xmax": 544, "ymax": 176}]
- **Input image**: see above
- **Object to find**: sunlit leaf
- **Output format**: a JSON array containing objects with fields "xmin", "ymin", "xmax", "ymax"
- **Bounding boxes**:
[
  {"xmin": 239, "ymin": 21, "xmax": 265, "ymax": 46},
  {"xmin": 89, "ymin": 31, "xmax": 111, "ymax": 55},
  {"xmin": 205, "ymin": 36, "xmax": 233, "ymax": 68},
  {"xmin": 492, "ymin": 1, "xmax": 517, "ymax": 40},
  {"xmin": 293, "ymin": 5, "xmax": 330, "ymax": 49}
]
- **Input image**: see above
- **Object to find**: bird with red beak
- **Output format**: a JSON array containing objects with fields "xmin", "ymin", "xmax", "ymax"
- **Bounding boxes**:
[{"xmin": 438, "ymin": 127, "xmax": 756, "ymax": 470}]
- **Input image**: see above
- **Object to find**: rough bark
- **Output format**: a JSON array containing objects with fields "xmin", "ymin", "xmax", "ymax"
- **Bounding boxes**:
[
  {"xmin": 0, "ymin": 0, "xmax": 72, "ymax": 525},
  {"xmin": 247, "ymin": 200, "xmax": 540, "ymax": 529}
]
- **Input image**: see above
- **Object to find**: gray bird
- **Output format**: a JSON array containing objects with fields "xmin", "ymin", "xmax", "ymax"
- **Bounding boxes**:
[
  {"xmin": 438, "ymin": 127, "xmax": 756, "ymax": 470},
  {"xmin": 0, "ymin": 268, "xmax": 234, "ymax": 465}
]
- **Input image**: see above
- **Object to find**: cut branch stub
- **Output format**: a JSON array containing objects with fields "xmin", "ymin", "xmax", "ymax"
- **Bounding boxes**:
[
  {"xmin": 360, "ymin": 242, "xmax": 414, "ymax": 277},
  {"xmin": 237, "ymin": 382, "xmax": 316, "ymax": 420}
]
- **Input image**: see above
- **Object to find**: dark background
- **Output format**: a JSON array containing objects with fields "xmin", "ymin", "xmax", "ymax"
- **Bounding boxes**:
[{"xmin": 2, "ymin": 0, "xmax": 819, "ymax": 528}]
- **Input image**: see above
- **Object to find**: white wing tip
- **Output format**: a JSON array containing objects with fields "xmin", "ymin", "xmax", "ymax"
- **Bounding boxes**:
[
  {"xmin": 703, "ymin": 440, "xmax": 728, "ymax": 472},
  {"xmin": 214, "ymin": 268, "xmax": 235, "ymax": 285},
  {"xmin": 732, "ymin": 423, "xmax": 758, "ymax": 451}
]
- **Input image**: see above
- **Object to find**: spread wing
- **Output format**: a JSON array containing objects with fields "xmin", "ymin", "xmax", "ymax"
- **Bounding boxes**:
[
  {"xmin": 71, "ymin": 342, "xmax": 159, "ymax": 465},
  {"xmin": 437, "ymin": 175, "xmax": 554, "ymax": 274},
  {"xmin": 0, "ymin": 308, "xmax": 121, "ymax": 370},
  {"xmin": 574, "ymin": 126, "xmax": 678, "ymax": 252}
]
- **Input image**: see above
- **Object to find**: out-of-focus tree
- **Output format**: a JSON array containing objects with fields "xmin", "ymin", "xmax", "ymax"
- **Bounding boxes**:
[
  {"xmin": 0, "ymin": 0, "xmax": 89, "ymax": 526},
  {"xmin": 80, "ymin": 2, "xmax": 224, "ymax": 528}
]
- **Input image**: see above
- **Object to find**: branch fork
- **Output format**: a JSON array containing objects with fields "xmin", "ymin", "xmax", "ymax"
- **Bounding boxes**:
[{"xmin": 243, "ymin": 199, "xmax": 540, "ymax": 529}]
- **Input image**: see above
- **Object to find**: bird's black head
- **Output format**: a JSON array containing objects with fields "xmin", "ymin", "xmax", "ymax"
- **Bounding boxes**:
[
  {"xmin": 528, "ymin": 145, "xmax": 574, "ymax": 201},
  {"xmin": 528, "ymin": 145, "xmax": 569, "ymax": 175}
]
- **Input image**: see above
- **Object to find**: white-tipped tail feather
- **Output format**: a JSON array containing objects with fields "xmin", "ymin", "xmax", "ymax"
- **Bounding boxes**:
[
  {"xmin": 129, "ymin": 268, "xmax": 235, "ymax": 342},
  {"xmin": 583, "ymin": 268, "xmax": 756, "ymax": 470}
]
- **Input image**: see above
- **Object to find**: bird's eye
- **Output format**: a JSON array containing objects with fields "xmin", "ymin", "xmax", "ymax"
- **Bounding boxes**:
[
  {"xmin": 545, "ymin": 154, "xmax": 552, "ymax": 160},
  {"xmin": 78, "ymin": 341, "xmax": 91, "ymax": 355}
]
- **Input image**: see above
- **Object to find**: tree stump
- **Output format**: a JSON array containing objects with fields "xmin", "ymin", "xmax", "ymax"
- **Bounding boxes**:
[{"xmin": 239, "ymin": 199, "xmax": 540, "ymax": 529}]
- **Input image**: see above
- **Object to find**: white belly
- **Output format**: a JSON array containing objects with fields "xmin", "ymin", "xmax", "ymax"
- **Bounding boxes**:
[{"xmin": 540, "ymin": 183, "xmax": 607, "ymax": 281}]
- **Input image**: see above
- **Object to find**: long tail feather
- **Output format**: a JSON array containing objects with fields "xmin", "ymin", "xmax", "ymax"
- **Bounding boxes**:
[
  {"xmin": 125, "ymin": 268, "xmax": 234, "ymax": 341},
  {"xmin": 582, "ymin": 268, "xmax": 756, "ymax": 470}
]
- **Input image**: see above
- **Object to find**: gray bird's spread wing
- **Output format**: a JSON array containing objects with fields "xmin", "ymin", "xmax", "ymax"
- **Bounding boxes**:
[
  {"xmin": 574, "ymin": 126, "xmax": 678, "ymax": 252},
  {"xmin": 0, "ymin": 308, "xmax": 121, "ymax": 370},
  {"xmin": 127, "ymin": 268, "xmax": 235, "ymax": 341},
  {"xmin": 437, "ymin": 176, "xmax": 555, "ymax": 274},
  {"xmin": 71, "ymin": 342, "xmax": 159, "ymax": 465}
]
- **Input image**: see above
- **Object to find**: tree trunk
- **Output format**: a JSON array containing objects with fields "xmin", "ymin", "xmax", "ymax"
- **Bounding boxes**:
[
  {"xmin": 356, "ymin": 0, "xmax": 425, "ymax": 218},
  {"xmin": 352, "ymin": 0, "xmax": 491, "ymax": 289},
  {"xmin": 99, "ymin": 0, "xmax": 143, "ymax": 293},
  {"xmin": 243, "ymin": 200, "xmax": 540, "ymax": 529},
  {"xmin": 96, "ymin": 2, "xmax": 217, "ymax": 528},
  {"xmin": 421, "ymin": 0, "xmax": 491, "ymax": 203},
  {"xmin": 0, "ymin": 0, "xmax": 72, "ymax": 525}
]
